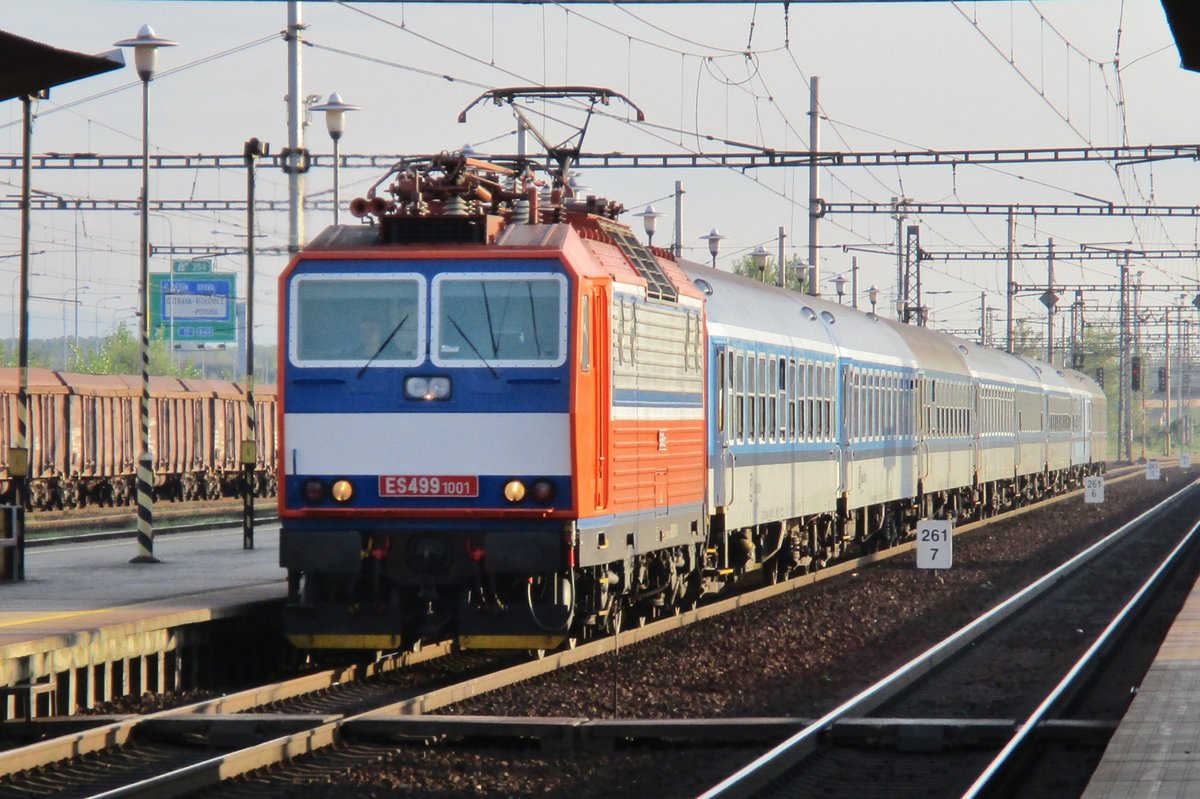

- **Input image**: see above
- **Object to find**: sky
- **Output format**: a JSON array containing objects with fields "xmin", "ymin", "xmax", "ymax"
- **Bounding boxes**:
[{"xmin": 2, "ymin": 0, "xmax": 1199, "ymax": 352}]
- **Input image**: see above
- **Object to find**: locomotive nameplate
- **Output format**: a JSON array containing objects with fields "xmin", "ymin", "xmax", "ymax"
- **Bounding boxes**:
[{"xmin": 380, "ymin": 475, "xmax": 479, "ymax": 497}]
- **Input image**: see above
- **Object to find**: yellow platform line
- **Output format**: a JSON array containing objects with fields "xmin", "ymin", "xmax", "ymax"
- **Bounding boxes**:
[{"xmin": 0, "ymin": 608, "xmax": 113, "ymax": 629}]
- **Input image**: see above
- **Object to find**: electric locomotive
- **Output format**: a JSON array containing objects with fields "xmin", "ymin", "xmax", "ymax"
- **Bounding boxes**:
[{"xmin": 279, "ymin": 147, "xmax": 709, "ymax": 649}]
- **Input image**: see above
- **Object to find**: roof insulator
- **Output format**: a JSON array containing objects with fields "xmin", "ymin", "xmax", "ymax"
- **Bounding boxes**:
[{"xmin": 512, "ymin": 198, "xmax": 530, "ymax": 225}]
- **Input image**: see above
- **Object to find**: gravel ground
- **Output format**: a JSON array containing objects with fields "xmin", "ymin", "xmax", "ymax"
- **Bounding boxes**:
[{"xmin": 209, "ymin": 466, "xmax": 1195, "ymax": 799}]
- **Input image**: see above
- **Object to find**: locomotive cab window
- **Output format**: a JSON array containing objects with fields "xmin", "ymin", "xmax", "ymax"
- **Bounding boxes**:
[
  {"xmin": 432, "ymin": 273, "xmax": 568, "ymax": 367},
  {"xmin": 291, "ymin": 274, "xmax": 424, "ymax": 366}
]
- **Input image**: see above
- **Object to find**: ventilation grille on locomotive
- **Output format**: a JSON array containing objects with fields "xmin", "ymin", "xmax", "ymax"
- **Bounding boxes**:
[{"xmin": 599, "ymin": 221, "xmax": 678, "ymax": 302}]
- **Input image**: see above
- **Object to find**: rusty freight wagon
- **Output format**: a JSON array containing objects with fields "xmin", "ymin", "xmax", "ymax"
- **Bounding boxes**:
[{"xmin": 0, "ymin": 368, "xmax": 276, "ymax": 510}]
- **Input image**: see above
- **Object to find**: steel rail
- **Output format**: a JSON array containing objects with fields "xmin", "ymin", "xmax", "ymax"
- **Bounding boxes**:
[
  {"xmin": 696, "ymin": 476, "xmax": 1200, "ymax": 799},
  {"xmin": 0, "ymin": 642, "xmax": 451, "ymax": 777},
  {"xmin": 962, "ymin": 497, "xmax": 1200, "ymax": 796}
]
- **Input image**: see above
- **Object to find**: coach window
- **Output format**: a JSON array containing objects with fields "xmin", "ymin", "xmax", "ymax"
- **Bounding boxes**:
[
  {"xmin": 768, "ymin": 356, "xmax": 777, "ymax": 441},
  {"xmin": 873, "ymin": 372, "xmax": 881, "ymax": 439},
  {"xmin": 758, "ymin": 356, "xmax": 768, "ymax": 441},
  {"xmin": 787, "ymin": 359, "xmax": 797, "ymax": 440},
  {"xmin": 885, "ymin": 374, "xmax": 891, "ymax": 437},
  {"xmin": 715, "ymin": 350, "xmax": 726, "ymax": 435},
  {"xmin": 735, "ymin": 352, "xmax": 746, "ymax": 442},
  {"xmin": 777, "ymin": 357, "xmax": 787, "ymax": 441},
  {"xmin": 292, "ymin": 274, "xmax": 424, "ymax": 366},
  {"xmin": 863, "ymin": 371, "xmax": 871, "ymax": 440},
  {"xmin": 819, "ymin": 364, "xmax": 829, "ymax": 441},
  {"xmin": 801, "ymin": 361, "xmax": 811, "ymax": 441},
  {"xmin": 744, "ymin": 352, "xmax": 753, "ymax": 441},
  {"xmin": 844, "ymin": 368, "xmax": 852, "ymax": 441},
  {"xmin": 879, "ymin": 374, "xmax": 887, "ymax": 437}
]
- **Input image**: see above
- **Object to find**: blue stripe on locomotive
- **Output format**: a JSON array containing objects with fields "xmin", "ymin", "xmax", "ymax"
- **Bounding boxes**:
[
  {"xmin": 282, "ymin": 473, "xmax": 575, "ymax": 512},
  {"xmin": 282, "ymin": 256, "xmax": 573, "ymax": 414},
  {"xmin": 282, "ymin": 255, "xmax": 575, "ymax": 512}
]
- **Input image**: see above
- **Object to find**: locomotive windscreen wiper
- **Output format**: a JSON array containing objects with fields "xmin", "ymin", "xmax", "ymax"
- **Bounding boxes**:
[
  {"xmin": 449, "ymin": 316, "xmax": 499, "ymax": 379},
  {"xmin": 356, "ymin": 314, "xmax": 409, "ymax": 379}
]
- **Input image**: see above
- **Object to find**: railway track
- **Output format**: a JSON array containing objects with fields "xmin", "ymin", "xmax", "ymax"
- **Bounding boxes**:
[
  {"xmin": 0, "ymin": 465, "xmax": 1169, "ymax": 797},
  {"xmin": 702, "ymin": 477, "xmax": 1200, "ymax": 798}
]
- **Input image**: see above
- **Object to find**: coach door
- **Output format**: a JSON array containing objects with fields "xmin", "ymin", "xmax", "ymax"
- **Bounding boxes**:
[
  {"xmin": 713, "ymin": 346, "xmax": 733, "ymax": 510},
  {"xmin": 589, "ymin": 287, "xmax": 610, "ymax": 510}
]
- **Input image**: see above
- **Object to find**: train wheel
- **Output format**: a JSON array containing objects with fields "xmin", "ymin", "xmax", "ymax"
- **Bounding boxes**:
[{"xmin": 763, "ymin": 554, "xmax": 781, "ymax": 585}]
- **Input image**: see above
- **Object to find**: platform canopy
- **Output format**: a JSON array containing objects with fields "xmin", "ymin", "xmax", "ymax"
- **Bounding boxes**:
[
  {"xmin": 0, "ymin": 29, "xmax": 124, "ymax": 103},
  {"xmin": 1160, "ymin": 0, "xmax": 1200, "ymax": 73}
]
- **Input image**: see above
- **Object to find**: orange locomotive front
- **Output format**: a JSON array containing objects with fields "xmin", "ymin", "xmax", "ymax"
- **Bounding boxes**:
[{"xmin": 277, "ymin": 151, "xmax": 709, "ymax": 651}]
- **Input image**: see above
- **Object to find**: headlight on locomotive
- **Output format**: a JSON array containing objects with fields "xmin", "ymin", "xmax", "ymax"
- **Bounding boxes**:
[
  {"xmin": 503, "ymin": 479, "xmax": 526, "ymax": 502},
  {"xmin": 301, "ymin": 478, "xmax": 326, "ymax": 504},
  {"xmin": 404, "ymin": 375, "xmax": 452, "ymax": 400},
  {"xmin": 531, "ymin": 479, "xmax": 556, "ymax": 505},
  {"xmin": 330, "ymin": 479, "xmax": 354, "ymax": 503}
]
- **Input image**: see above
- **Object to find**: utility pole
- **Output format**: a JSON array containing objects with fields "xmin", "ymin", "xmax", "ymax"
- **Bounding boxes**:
[
  {"xmin": 807, "ymin": 76, "xmax": 820, "ymax": 297},
  {"xmin": 1119, "ymin": 256, "xmax": 1131, "ymax": 462},
  {"xmin": 1006, "ymin": 207, "xmax": 1014, "ymax": 353},
  {"xmin": 979, "ymin": 292, "xmax": 986, "ymax": 346},
  {"xmin": 1179, "ymin": 302, "xmax": 1185, "ymax": 454},
  {"xmin": 242, "ymin": 138, "xmax": 266, "ymax": 551},
  {"xmin": 851, "ymin": 256, "xmax": 859, "ymax": 308},
  {"xmin": 1165, "ymin": 312, "xmax": 1172, "ymax": 458},
  {"xmin": 777, "ymin": 226, "xmax": 786, "ymax": 289},
  {"xmin": 673, "ymin": 180, "xmax": 684, "ymax": 259},
  {"xmin": 893, "ymin": 196, "xmax": 907, "ymax": 320},
  {"xmin": 1046, "ymin": 239, "xmax": 1055, "ymax": 364},
  {"xmin": 285, "ymin": 0, "xmax": 306, "ymax": 252},
  {"xmin": 1068, "ymin": 290, "xmax": 1083, "ymax": 370},
  {"xmin": 903, "ymin": 225, "xmax": 923, "ymax": 325},
  {"xmin": 1180, "ymin": 316, "xmax": 1190, "ymax": 451}
]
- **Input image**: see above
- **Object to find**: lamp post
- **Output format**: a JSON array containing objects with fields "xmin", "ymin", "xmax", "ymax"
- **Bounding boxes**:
[
  {"xmin": 635, "ymin": 204, "xmax": 663, "ymax": 246},
  {"xmin": 868, "ymin": 285, "xmax": 879, "ymax": 314},
  {"xmin": 62, "ymin": 285, "xmax": 90, "ymax": 367},
  {"xmin": 750, "ymin": 244, "xmax": 771, "ymax": 283},
  {"xmin": 701, "ymin": 228, "xmax": 725, "ymax": 269},
  {"xmin": 309, "ymin": 92, "xmax": 359, "ymax": 226},
  {"xmin": 241, "ymin": 137, "xmax": 268, "ymax": 550},
  {"xmin": 93, "ymin": 296, "xmax": 132, "ymax": 343},
  {"xmin": 115, "ymin": 23, "xmax": 176, "ymax": 565},
  {"xmin": 834, "ymin": 273, "xmax": 847, "ymax": 304}
]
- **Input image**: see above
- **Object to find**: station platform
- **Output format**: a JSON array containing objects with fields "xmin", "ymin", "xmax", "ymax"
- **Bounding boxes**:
[
  {"xmin": 0, "ymin": 525, "xmax": 286, "ymax": 719},
  {"xmin": 1083, "ymin": 566, "xmax": 1200, "ymax": 798}
]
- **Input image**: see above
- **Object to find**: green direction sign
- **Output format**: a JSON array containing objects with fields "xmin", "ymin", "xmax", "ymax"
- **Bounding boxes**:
[
  {"xmin": 150, "ymin": 272, "xmax": 237, "ymax": 347},
  {"xmin": 172, "ymin": 258, "xmax": 213, "ymax": 274}
]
